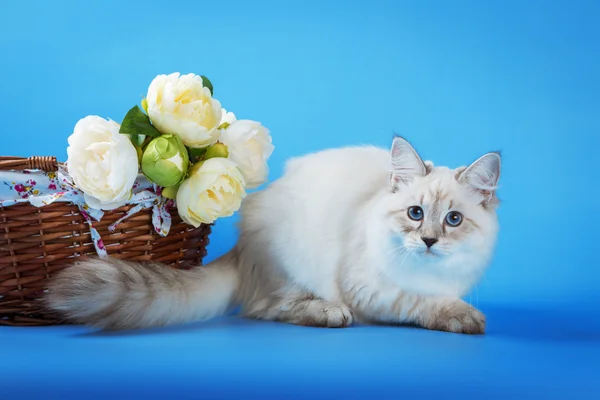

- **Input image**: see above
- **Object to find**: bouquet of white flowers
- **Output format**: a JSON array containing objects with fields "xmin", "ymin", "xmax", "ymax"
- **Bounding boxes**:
[
  {"xmin": 0, "ymin": 72, "xmax": 273, "ymax": 325},
  {"xmin": 66, "ymin": 72, "xmax": 274, "ymax": 228}
]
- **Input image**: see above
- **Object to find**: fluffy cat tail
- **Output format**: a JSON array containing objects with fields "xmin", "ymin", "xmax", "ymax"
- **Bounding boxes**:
[{"xmin": 45, "ymin": 251, "xmax": 239, "ymax": 330}]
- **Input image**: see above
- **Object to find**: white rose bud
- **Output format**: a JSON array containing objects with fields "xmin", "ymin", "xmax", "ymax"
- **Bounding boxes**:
[
  {"xmin": 176, "ymin": 158, "xmax": 247, "ymax": 226},
  {"xmin": 66, "ymin": 116, "xmax": 138, "ymax": 210},
  {"xmin": 220, "ymin": 120, "xmax": 274, "ymax": 189},
  {"xmin": 146, "ymin": 72, "xmax": 222, "ymax": 148}
]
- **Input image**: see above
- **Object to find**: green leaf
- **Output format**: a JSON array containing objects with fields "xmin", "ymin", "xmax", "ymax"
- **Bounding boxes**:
[
  {"xmin": 187, "ymin": 160, "xmax": 204, "ymax": 177},
  {"xmin": 129, "ymin": 133, "xmax": 146, "ymax": 148},
  {"xmin": 201, "ymin": 75, "xmax": 214, "ymax": 96},
  {"xmin": 188, "ymin": 147, "xmax": 206, "ymax": 162},
  {"xmin": 119, "ymin": 105, "xmax": 162, "ymax": 138}
]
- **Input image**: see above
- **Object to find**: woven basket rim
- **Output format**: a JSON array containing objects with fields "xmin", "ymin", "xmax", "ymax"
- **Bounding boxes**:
[{"xmin": 0, "ymin": 156, "xmax": 59, "ymax": 172}]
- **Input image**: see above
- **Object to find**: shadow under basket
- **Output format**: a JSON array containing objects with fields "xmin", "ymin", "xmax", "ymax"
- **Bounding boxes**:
[{"xmin": 0, "ymin": 156, "xmax": 212, "ymax": 326}]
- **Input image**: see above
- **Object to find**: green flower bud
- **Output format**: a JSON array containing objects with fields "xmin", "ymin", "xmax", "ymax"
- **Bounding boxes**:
[
  {"xmin": 141, "ymin": 98, "xmax": 148, "ymax": 114},
  {"xmin": 204, "ymin": 142, "xmax": 229, "ymax": 160},
  {"xmin": 161, "ymin": 184, "xmax": 179, "ymax": 199},
  {"xmin": 141, "ymin": 134, "xmax": 190, "ymax": 187}
]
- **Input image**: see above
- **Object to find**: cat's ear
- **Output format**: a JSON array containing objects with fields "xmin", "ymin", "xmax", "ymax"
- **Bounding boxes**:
[
  {"xmin": 457, "ymin": 152, "xmax": 501, "ymax": 205},
  {"xmin": 390, "ymin": 136, "xmax": 426, "ymax": 190}
]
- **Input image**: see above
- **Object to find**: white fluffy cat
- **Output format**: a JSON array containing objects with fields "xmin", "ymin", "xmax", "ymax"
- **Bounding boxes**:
[{"xmin": 46, "ymin": 136, "xmax": 501, "ymax": 334}]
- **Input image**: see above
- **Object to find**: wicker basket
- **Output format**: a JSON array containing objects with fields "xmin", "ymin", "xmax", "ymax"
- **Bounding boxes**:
[{"xmin": 0, "ymin": 156, "xmax": 211, "ymax": 326}]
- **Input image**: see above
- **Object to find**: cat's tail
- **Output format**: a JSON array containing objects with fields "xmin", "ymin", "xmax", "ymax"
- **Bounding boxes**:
[{"xmin": 44, "ymin": 251, "xmax": 239, "ymax": 330}]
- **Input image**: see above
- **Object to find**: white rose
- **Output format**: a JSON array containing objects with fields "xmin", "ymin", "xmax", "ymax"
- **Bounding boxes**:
[
  {"xmin": 220, "ymin": 108, "xmax": 237, "ymax": 126},
  {"xmin": 146, "ymin": 72, "xmax": 222, "ymax": 148},
  {"xmin": 220, "ymin": 120, "xmax": 274, "ymax": 188},
  {"xmin": 176, "ymin": 158, "xmax": 247, "ymax": 226},
  {"xmin": 66, "ymin": 116, "xmax": 139, "ymax": 210}
]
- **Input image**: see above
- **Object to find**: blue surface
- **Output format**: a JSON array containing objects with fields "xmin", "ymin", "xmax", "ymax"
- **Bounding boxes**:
[
  {"xmin": 1, "ymin": 0, "xmax": 599, "ymax": 398},
  {"xmin": 3, "ymin": 306, "xmax": 600, "ymax": 399}
]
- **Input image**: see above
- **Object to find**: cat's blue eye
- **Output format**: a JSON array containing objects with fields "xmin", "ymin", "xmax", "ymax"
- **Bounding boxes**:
[
  {"xmin": 445, "ymin": 211, "xmax": 463, "ymax": 227},
  {"xmin": 407, "ymin": 206, "xmax": 424, "ymax": 221}
]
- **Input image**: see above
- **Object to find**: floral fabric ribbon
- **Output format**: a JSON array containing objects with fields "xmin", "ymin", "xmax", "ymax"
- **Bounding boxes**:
[{"xmin": 0, "ymin": 167, "xmax": 173, "ymax": 258}]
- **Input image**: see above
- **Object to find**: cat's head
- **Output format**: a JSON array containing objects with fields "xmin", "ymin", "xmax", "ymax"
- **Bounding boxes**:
[{"xmin": 386, "ymin": 136, "xmax": 501, "ymax": 263}]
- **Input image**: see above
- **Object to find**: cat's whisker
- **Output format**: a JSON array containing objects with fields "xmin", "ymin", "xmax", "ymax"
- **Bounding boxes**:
[{"xmin": 396, "ymin": 249, "xmax": 411, "ymax": 267}]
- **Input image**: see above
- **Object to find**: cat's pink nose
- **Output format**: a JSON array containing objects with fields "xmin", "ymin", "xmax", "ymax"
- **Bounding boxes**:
[{"xmin": 422, "ymin": 237, "xmax": 438, "ymax": 248}]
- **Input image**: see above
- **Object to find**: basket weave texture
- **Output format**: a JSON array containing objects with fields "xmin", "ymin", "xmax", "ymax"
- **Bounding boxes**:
[{"xmin": 0, "ymin": 156, "xmax": 211, "ymax": 326}]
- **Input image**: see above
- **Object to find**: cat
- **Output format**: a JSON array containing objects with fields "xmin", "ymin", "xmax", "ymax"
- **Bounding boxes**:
[{"xmin": 46, "ymin": 136, "xmax": 501, "ymax": 334}]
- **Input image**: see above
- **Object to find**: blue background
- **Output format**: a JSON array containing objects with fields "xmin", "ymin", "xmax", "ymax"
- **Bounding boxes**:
[{"xmin": 1, "ymin": 0, "xmax": 599, "ymax": 398}]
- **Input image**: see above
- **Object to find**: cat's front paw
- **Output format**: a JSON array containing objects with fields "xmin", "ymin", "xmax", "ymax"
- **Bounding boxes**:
[
  {"xmin": 428, "ymin": 300, "xmax": 486, "ymax": 334},
  {"xmin": 300, "ymin": 302, "xmax": 354, "ymax": 328}
]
